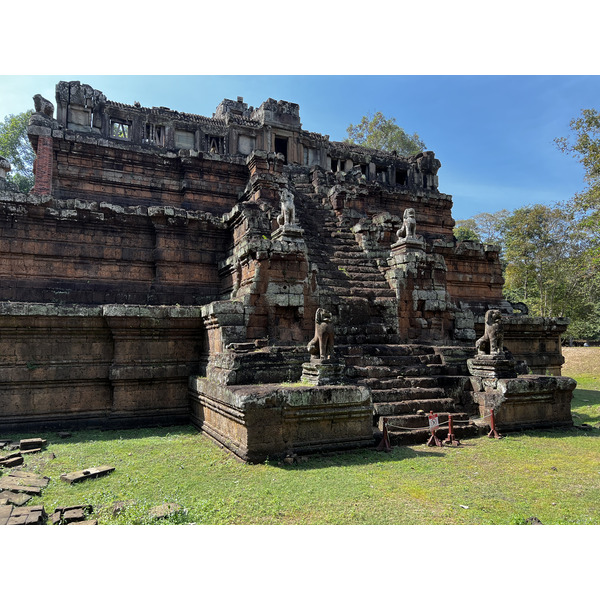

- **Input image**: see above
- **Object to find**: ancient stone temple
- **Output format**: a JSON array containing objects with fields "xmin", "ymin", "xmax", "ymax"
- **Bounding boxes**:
[{"xmin": 0, "ymin": 81, "xmax": 575, "ymax": 461}]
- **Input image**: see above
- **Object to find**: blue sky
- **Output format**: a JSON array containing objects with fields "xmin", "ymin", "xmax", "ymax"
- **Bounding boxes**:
[{"xmin": 2, "ymin": 74, "xmax": 597, "ymax": 221}]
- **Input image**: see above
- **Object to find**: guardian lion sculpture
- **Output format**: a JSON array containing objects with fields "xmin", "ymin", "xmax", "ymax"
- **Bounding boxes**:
[
  {"xmin": 307, "ymin": 308, "xmax": 335, "ymax": 360},
  {"xmin": 397, "ymin": 207, "xmax": 417, "ymax": 240},
  {"xmin": 476, "ymin": 309, "xmax": 504, "ymax": 355}
]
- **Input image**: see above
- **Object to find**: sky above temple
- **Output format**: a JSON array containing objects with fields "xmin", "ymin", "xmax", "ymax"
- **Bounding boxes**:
[{"xmin": 2, "ymin": 74, "xmax": 598, "ymax": 221}]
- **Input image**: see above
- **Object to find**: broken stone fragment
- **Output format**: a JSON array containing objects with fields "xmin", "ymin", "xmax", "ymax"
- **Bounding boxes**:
[
  {"xmin": 0, "ymin": 504, "xmax": 47, "ymax": 525},
  {"xmin": 60, "ymin": 465, "xmax": 115, "ymax": 484},
  {"xmin": 19, "ymin": 438, "xmax": 47, "ymax": 451},
  {"xmin": 0, "ymin": 490, "xmax": 33, "ymax": 506},
  {"xmin": 52, "ymin": 504, "xmax": 93, "ymax": 524},
  {"xmin": 0, "ymin": 456, "xmax": 24, "ymax": 468}
]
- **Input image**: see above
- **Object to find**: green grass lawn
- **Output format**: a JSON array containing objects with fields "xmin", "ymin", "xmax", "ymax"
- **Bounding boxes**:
[{"xmin": 3, "ymin": 373, "xmax": 599, "ymax": 526}]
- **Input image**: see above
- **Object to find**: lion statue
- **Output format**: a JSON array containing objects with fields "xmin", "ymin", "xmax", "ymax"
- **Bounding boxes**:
[
  {"xmin": 396, "ymin": 208, "xmax": 417, "ymax": 241},
  {"xmin": 307, "ymin": 308, "xmax": 335, "ymax": 360},
  {"xmin": 476, "ymin": 309, "xmax": 504, "ymax": 355},
  {"xmin": 277, "ymin": 189, "xmax": 296, "ymax": 227}
]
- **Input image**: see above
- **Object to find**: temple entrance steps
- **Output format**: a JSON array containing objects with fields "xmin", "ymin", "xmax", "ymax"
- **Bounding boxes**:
[
  {"xmin": 292, "ymin": 187, "xmax": 399, "ymax": 344},
  {"xmin": 340, "ymin": 343, "xmax": 481, "ymax": 446}
]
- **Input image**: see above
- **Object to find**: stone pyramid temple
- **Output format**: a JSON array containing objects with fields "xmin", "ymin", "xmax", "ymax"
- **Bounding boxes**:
[{"xmin": 0, "ymin": 82, "xmax": 575, "ymax": 461}]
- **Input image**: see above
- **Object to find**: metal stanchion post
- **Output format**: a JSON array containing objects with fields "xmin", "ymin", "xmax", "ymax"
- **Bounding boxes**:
[
  {"xmin": 488, "ymin": 408, "xmax": 502, "ymax": 439},
  {"xmin": 376, "ymin": 417, "xmax": 392, "ymax": 452},
  {"xmin": 444, "ymin": 414, "xmax": 461, "ymax": 446}
]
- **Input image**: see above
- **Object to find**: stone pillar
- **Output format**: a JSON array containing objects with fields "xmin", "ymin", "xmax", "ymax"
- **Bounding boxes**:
[{"xmin": 32, "ymin": 135, "xmax": 53, "ymax": 195}]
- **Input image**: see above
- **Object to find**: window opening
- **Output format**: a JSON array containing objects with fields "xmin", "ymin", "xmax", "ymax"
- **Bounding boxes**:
[
  {"xmin": 144, "ymin": 123, "xmax": 165, "ymax": 146},
  {"xmin": 208, "ymin": 136, "xmax": 224, "ymax": 153},
  {"xmin": 274, "ymin": 137, "xmax": 288, "ymax": 163},
  {"xmin": 110, "ymin": 119, "xmax": 131, "ymax": 140}
]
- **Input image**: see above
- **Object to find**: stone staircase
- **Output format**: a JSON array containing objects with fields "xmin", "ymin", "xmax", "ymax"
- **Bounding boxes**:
[
  {"xmin": 292, "ymin": 177, "xmax": 398, "ymax": 346},
  {"xmin": 343, "ymin": 343, "xmax": 480, "ymax": 445},
  {"xmin": 290, "ymin": 173, "xmax": 481, "ymax": 446}
]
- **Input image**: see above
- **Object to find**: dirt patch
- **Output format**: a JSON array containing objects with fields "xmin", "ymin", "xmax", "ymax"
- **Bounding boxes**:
[{"xmin": 562, "ymin": 347, "xmax": 600, "ymax": 378}]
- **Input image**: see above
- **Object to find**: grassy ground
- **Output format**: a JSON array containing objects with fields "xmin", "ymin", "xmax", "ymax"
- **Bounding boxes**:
[{"xmin": 2, "ymin": 349, "xmax": 599, "ymax": 526}]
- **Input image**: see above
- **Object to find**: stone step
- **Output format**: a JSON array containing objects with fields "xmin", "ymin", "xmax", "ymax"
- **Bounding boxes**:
[
  {"xmin": 372, "ymin": 387, "xmax": 447, "ymax": 403},
  {"xmin": 375, "ymin": 398, "xmax": 461, "ymax": 417},
  {"xmin": 386, "ymin": 422, "xmax": 481, "ymax": 446},
  {"xmin": 345, "ymin": 354, "xmax": 424, "ymax": 368},
  {"xmin": 353, "ymin": 376, "xmax": 441, "ymax": 390},
  {"xmin": 384, "ymin": 411, "xmax": 470, "ymax": 427},
  {"xmin": 396, "ymin": 364, "xmax": 447, "ymax": 377}
]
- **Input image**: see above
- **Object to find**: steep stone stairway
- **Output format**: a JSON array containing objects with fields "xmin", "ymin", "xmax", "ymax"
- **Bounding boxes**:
[
  {"xmin": 289, "ymin": 173, "xmax": 481, "ymax": 446},
  {"xmin": 292, "ymin": 176, "xmax": 398, "ymax": 346}
]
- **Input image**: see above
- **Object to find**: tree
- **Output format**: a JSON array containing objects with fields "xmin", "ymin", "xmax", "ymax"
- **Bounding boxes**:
[
  {"xmin": 555, "ymin": 108, "xmax": 600, "ymax": 255},
  {"xmin": 453, "ymin": 221, "xmax": 480, "ymax": 242},
  {"xmin": 0, "ymin": 110, "xmax": 35, "ymax": 193},
  {"xmin": 344, "ymin": 112, "xmax": 425, "ymax": 156},
  {"xmin": 502, "ymin": 204, "xmax": 598, "ymax": 333},
  {"xmin": 454, "ymin": 210, "xmax": 509, "ymax": 247}
]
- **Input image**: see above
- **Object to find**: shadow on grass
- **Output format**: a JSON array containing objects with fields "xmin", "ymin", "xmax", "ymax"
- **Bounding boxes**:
[
  {"xmin": 0, "ymin": 425, "xmax": 199, "ymax": 448},
  {"xmin": 573, "ymin": 388, "xmax": 600, "ymax": 403},
  {"xmin": 272, "ymin": 444, "xmax": 451, "ymax": 470}
]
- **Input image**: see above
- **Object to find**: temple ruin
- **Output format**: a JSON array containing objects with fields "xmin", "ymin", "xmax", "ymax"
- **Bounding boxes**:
[{"xmin": 0, "ymin": 81, "xmax": 576, "ymax": 461}]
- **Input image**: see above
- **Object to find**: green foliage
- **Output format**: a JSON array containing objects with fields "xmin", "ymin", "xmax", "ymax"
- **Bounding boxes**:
[
  {"xmin": 501, "ymin": 204, "xmax": 600, "ymax": 338},
  {"xmin": 344, "ymin": 111, "xmax": 425, "ymax": 156},
  {"xmin": 454, "ymin": 210, "xmax": 509, "ymax": 247},
  {"xmin": 556, "ymin": 108, "xmax": 600, "ymax": 257},
  {"xmin": 0, "ymin": 110, "xmax": 34, "ymax": 193},
  {"xmin": 453, "ymin": 223, "xmax": 480, "ymax": 243}
]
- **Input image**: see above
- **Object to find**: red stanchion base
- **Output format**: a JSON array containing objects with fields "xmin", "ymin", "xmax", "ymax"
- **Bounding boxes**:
[{"xmin": 426, "ymin": 431, "xmax": 443, "ymax": 447}]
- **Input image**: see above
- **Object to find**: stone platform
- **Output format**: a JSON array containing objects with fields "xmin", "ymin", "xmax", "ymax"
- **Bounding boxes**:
[
  {"xmin": 471, "ymin": 374, "xmax": 576, "ymax": 431},
  {"xmin": 189, "ymin": 377, "xmax": 373, "ymax": 462}
]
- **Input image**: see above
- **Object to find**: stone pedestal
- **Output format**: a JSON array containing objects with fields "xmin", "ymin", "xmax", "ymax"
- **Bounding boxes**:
[
  {"xmin": 390, "ymin": 236, "xmax": 426, "ymax": 263},
  {"xmin": 301, "ymin": 358, "xmax": 344, "ymax": 386},
  {"xmin": 271, "ymin": 224, "xmax": 304, "ymax": 242},
  {"xmin": 467, "ymin": 353, "xmax": 518, "ymax": 379}
]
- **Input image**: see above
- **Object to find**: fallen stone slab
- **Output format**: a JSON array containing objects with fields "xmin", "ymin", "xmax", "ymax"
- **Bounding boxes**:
[
  {"xmin": 0, "ymin": 504, "xmax": 47, "ymax": 525},
  {"xmin": 0, "ymin": 479, "xmax": 43, "ymax": 495},
  {"xmin": 0, "ymin": 490, "xmax": 33, "ymax": 506},
  {"xmin": 68, "ymin": 519, "xmax": 98, "ymax": 525},
  {"xmin": 5, "ymin": 472, "xmax": 50, "ymax": 489},
  {"xmin": 52, "ymin": 504, "xmax": 94, "ymax": 524},
  {"xmin": 0, "ymin": 504, "xmax": 12, "ymax": 525},
  {"xmin": 149, "ymin": 503, "xmax": 182, "ymax": 520},
  {"xmin": 20, "ymin": 448, "xmax": 43, "ymax": 455},
  {"xmin": 0, "ymin": 456, "xmax": 24, "ymax": 468},
  {"xmin": 60, "ymin": 466, "xmax": 115, "ymax": 484},
  {"xmin": 19, "ymin": 438, "xmax": 47, "ymax": 451}
]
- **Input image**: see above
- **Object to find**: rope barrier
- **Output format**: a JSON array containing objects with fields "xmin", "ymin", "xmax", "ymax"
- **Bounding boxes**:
[{"xmin": 380, "ymin": 410, "xmax": 498, "ymax": 434}]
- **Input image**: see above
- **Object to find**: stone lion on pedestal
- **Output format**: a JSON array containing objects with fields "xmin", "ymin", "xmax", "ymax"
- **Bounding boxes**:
[
  {"xmin": 307, "ymin": 308, "xmax": 335, "ymax": 360},
  {"xmin": 277, "ymin": 189, "xmax": 296, "ymax": 227},
  {"xmin": 396, "ymin": 208, "xmax": 417, "ymax": 241},
  {"xmin": 476, "ymin": 309, "xmax": 504, "ymax": 355}
]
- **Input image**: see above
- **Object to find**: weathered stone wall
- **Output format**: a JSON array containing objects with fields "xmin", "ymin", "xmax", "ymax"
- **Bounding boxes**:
[
  {"xmin": 0, "ymin": 303, "xmax": 204, "ymax": 432},
  {"xmin": 0, "ymin": 192, "xmax": 227, "ymax": 306},
  {"xmin": 48, "ymin": 137, "xmax": 249, "ymax": 214}
]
